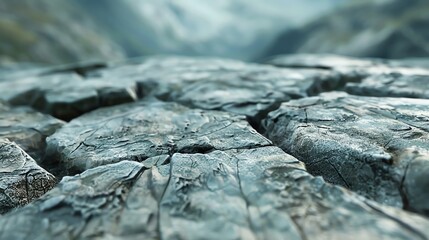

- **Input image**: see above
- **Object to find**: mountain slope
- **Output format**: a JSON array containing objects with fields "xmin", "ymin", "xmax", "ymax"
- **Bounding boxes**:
[
  {"xmin": 262, "ymin": 0, "xmax": 429, "ymax": 59},
  {"xmin": 0, "ymin": 0, "xmax": 126, "ymax": 66}
]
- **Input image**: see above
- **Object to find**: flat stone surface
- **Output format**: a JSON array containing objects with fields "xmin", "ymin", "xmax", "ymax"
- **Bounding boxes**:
[
  {"xmin": 1, "ymin": 148, "xmax": 428, "ymax": 239},
  {"xmin": 0, "ymin": 138, "xmax": 56, "ymax": 214},
  {"xmin": 266, "ymin": 54, "xmax": 429, "ymax": 82},
  {"xmin": 0, "ymin": 101, "xmax": 64, "ymax": 161},
  {"xmin": 45, "ymin": 100, "xmax": 272, "ymax": 174},
  {"xmin": 0, "ymin": 72, "xmax": 138, "ymax": 121},
  {"xmin": 263, "ymin": 92, "xmax": 429, "ymax": 215},
  {"xmin": 93, "ymin": 57, "xmax": 344, "ymax": 123},
  {"xmin": 346, "ymin": 73, "xmax": 429, "ymax": 99},
  {"xmin": 2, "ymin": 55, "xmax": 429, "ymax": 238}
]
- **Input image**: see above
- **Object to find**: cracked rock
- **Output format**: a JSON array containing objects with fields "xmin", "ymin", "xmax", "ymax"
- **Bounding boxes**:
[
  {"xmin": 1, "ymin": 148, "xmax": 429, "ymax": 239},
  {"xmin": 93, "ymin": 57, "xmax": 344, "ymax": 123},
  {"xmin": 0, "ymin": 138, "xmax": 56, "ymax": 214},
  {"xmin": 0, "ymin": 101, "xmax": 64, "ymax": 161},
  {"xmin": 263, "ymin": 92, "xmax": 429, "ymax": 215},
  {"xmin": 266, "ymin": 54, "xmax": 429, "ymax": 83},
  {"xmin": 0, "ymin": 72, "xmax": 138, "ymax": 121},
  {"xmin": 346, "ymin": 73, "xmax": 429, "ymax": 99},
  {"xmin": 45, "ymin": 100, "xmax": 272, "ymax": 175}
]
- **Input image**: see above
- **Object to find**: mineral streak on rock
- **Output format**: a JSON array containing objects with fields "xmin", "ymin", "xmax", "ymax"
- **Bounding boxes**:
[
  {"xmin": 263, "ymin": 92, "xmax": 429, "ymax": 215},
  {"xmin": 0, "ymin": 101, "xmax": 64, "ymax": 161},
  {"xmin": 1, "ymin": 149, "xmax": 429, "ymax": 239},
  {"xmin": 0, "ymin": 138, "xmax": 56, "ymax": 214},
  {"xmin": 44, "ymin": 100, "xmax": 272, "ymax": 175}
]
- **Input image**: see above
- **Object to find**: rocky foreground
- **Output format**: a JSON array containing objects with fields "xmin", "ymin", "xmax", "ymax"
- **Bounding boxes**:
[{"xmin": 1, "ymin": 54, "xmax": 429, "ymax": 239}]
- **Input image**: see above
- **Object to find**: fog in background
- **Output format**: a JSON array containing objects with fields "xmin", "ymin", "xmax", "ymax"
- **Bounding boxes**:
[{"xmin": 0, "ymin": 0, "xmax": 428, "ymax": 67}]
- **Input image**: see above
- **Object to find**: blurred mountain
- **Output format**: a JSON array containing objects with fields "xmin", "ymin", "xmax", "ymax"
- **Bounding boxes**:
[
  {"xmin": 262, "ymin": 0, "xmax": 429, "ymax": 59},
  {"xmin": 90, "ymin": 0, "xmax": 344, "ymax": 60},
  {"xmin": 0, "ymin": 0, "xmax": 345, "ymax": 66},
  {"xmin": 0, "ymin": 0, "xmax": 127, "ymax": 66}
]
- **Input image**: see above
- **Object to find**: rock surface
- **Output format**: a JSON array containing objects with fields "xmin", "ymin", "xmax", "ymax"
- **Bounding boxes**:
[
  {"xmin": 0, "ymin": 101, "xmax": 64, "ymax": 161},
  {"xmin": 94, "ymin": 57, "xmax": 347, "ymax": 124},
  {"xmin": 266, "ymin": 54, "xmax": 429, "ymax": 80},
  {"xmin": 263, "ymin": 92, "xmax": 429, "ymax": 215},
  {"xmin": 44, "ymin": 100, "xmax": 271, "ymax": 175},
  {"xmin": 0, "ymin": 138, "xmax": 56, "ymax": 214},
  {"xmin": 0, "ymin": 72, "xmax": 138, "ymax": 120},
  {"xmin": 1, "ymin": 55, "xmax": 429, "ymax": 238},
  {"xmin": 2, "ymin": 148, "xmax": 429, "ymax": 239},
  {"xmin": 346, "ymin": 74, "xmax": 429, "ymax": 99}
]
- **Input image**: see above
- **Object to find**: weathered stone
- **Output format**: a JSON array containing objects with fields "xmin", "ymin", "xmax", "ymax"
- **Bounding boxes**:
[
  {"xmin": 92, "ymin": 57, "xmax": 344, "ymax": 124},
  {"xmin": 33, "ymin": 79, "xmax": 138, "ymax": 121},
  {"xmin": 0, "ymin": 73, "xmax": 81, "ymax": 106},
  {"xmin": 266, "ymin": 54, "xmax": 429, "ymax": 83},
  {"xmin": 45, "ymin": 100, "xmax": 271, "ymax": 175},
  {"xmin": 0, "ymin": 101, "xmax": 64, "ymax": 161},
  {"xmin": 0, "ymin": 138, "xmax": 56, "ymax": 214},
  {"xmin": 263, "ymin": 92, "xmax": 429, "ymax": 215},
  {"xmin": 0, "ymin": 72, "xmax": 138, "ymax": 121},
  {"xmin": 266, "ymin": 54, "xmax": 379, "ymax": 70},
  {"xmin": 346, "ymin": 73, "xmax": 429, "ymax": 99},
  {"xmin": 1, "ymin": 148, "xmax": 429, "ymax": 239}
]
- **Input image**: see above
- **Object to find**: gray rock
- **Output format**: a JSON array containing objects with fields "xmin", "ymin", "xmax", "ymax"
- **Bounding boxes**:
[
  {"xmin": 0, "ymin": 101, "xmax": 64, "ymax": 161},
  {"xmin": 266, "ymin": 54, "xmax": 429, "ymax": 83},
  {"xmin": 263, "ymin": 92, "xmax": 429, "ymax": 215},
  {"xmin": 346, "ymin": 74, "xmax": 429, "ymax": 99},
  {"xmin": 0, "ymin": 138, "xmax": 56, "ymax": 214},
  {"xmin": 45, "ymin": 100, "xmax": 272, "ymax": 175},
  {"xmin": 33, "ymin": 79, "xmax": 138, "ymax": 121},
  {"xmin": 1, "ymin": 148, "xmax": 429, "ymax": 239},
  {"xmin": 94, "ymin": 57, "xmax": 345, "ymax": 124},
  {"xmin": 266, "ymin": 54, "xmax": 380, "ymax": 70},
  {"xmin": 0, "ymin": 72, "xmax": 138, "ymax": 120}
]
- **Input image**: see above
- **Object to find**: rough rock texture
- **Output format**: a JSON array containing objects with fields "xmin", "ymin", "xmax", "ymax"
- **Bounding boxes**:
[
  {"xmin": 263, "ymin": 92, "xmax": 429, "ymax": 215},
  {"xmin": 45, "ymin": 100, "xmax": 271, "ymax": 175},
  {"xmin": 0, "ymin": 138, "xmax": 56, "ymax": 214},
  {"xmin": 1, "ymin": 55, "xmax": 429, "ymax": 238},
  {"xmin": 0, "ymin": 101, "xmax": 64, "ymax": 161},
  {"xmin": 2, "ymin": 149, "xmax": 429, "ymax": 239},
  {"xmin": 266, "ymin": 54, "xmax": 429, "ymax": 80},
  {"xmin": 93, "ymin": 57, "xmax": 347, "ymax": 124},
  {"xmin": 346, "ymin": 74, "xmax": 429, "ymax": 99},
  {"xmin": 0, "ymin": 72, "xmax": 137, "ymax": 120}
]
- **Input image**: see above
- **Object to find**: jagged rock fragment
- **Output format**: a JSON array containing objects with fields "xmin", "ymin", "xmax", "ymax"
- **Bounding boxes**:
[{"xmin": 0, "ymin": 138, "xmax": 56, "ymax": 214}]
